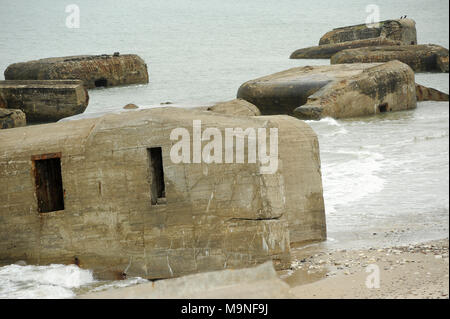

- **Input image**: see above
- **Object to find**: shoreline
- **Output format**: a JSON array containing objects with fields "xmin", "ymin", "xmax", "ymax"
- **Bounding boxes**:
[{"xmin": 281, "ymin": 238, "xmax": 449, "ymax": 299}]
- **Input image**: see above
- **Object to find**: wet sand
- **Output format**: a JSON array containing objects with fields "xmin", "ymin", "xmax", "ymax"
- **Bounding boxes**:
[{"xmin": 281, "ymin": 238, "xmax": 449, "ymax": 299}]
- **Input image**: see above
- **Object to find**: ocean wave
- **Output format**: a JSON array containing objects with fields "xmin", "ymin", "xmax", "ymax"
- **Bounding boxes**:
[
  {"xmin": 306, "ymin": 117, "xmax": 342, "ymax": 126},
  {"xmin": 379, "ymin": 131, "xmax": 449, "ymax": 148},
  {"xmin": 307, "ymin": 117, "xmax": 349, "ymax": 137},
  {"xmin": 0, "ymin": 264, "xmax": 95, "ymax": 299},
  {"xmin": 321, "ymin": 150, "xmax": 385, "ymax": 214},
  {"xmin": 323, "ymin": 127, "xmax": 348, "ymax": 137}
]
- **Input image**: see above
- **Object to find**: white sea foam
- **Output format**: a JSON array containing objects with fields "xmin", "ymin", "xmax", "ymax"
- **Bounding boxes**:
[
  {"xmin": 306, "ymin": 118, "xmax": 387, "ymax": 215},
  {"xmin": 318, "ymin": 117, "xmax": 341, "ymax": 126},
  {"xmin": 0, "ymin": 264, "xmax": 95, "ymax": 299},
  {"xmin": 306, "ymin": 117, "xmax": 341, "ymax": 127},
  {"xmin": 307, "ymin": 117, "xmax": 349, "ymax": 137},
  {"xmin": 324, "ymin": 127, "xmax": 348, "ymax": 137},
  {"xmin": 321, "ymin": 150, "xmax": 386, "ymax": 214}
]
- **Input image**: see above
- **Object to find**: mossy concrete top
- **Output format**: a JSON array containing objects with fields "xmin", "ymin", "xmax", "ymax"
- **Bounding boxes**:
[
  {"xmin": 290, "ymin": 38, "xmax": 402, "ymax": 59},
  {"xmin": 319, "ymin": 18, "xmax": 417, "ymax": 45},
  {"xmin": 331, "ymin": 44, "xmax": 450, "ymax": 73},
  {"xmin": 4, "ymin": 54, "xmax": 149, "ymax": 89}
]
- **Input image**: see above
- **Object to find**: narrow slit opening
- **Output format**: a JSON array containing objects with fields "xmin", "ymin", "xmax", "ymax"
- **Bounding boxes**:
[{"xmin": 148, "ymin": 147, "xmax": 166, "ymax": 205}]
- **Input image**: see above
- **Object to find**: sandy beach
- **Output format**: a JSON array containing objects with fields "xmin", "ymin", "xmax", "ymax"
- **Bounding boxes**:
[{"xmin": 282, "ymin": 238, "xmax": 449, "ymax": 299}]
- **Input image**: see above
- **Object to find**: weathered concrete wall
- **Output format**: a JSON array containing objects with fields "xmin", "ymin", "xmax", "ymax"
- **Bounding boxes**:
[
  {"xmin": 331, "ymin": 45, "xmax": 449, "ymax": 72},
  {"xmin": 264, "ymin": 116, "xmax": 326, "ymax": 243},
  {"xmin": 290, "ymin": 38, "xmax": 402, "ymax": 59},
  {"xmin": 294, "ymin": 61, "xmax": 417, "ymax": 119},
  {"xmin": 0, "ymin": 109, "xmax": 26, "ymax": 129},
  {"xmin": 0, "ymin": 80, "xmax": 88, "ymax": 123},
  {"xmin": 4, "ymin": 54, "xmax": 149, "ymax": 89},
  {"xmin": 416, "ymin": 84, "xmax": 449, "ymax": 101},
  {"xmin": 319, "ymin": 19, "xmax": 417, "ymax": 45},
  {"xmin": 0, "ymin": 107, "xmax": 326, "ymax": 279}
]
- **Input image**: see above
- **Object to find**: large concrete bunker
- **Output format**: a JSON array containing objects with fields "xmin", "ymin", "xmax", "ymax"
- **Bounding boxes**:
[
  {"xmin": 0, "ymin": 80, "xmax": 89, "ymax": 123},
  {"xmin": 237, "ymin": 61, "xmax": 417, "ymax": 120},
  {"xmin": 290, "ymin": 18, "xmax": 417, "ymax": 59},
  {"xmin": 319, "ymin": 18, "xmax": 417, "ymax": 46},
  {"xmin": 0, "ymin": 107, "xmax": 326, "ymax": 279},
  {"xmin": 4, "ymin": 54, "xmax": 149, "ymax": 89},
  {"xmin": 330, "ymin": 44, "xmax": 450, "ymax": 73}
]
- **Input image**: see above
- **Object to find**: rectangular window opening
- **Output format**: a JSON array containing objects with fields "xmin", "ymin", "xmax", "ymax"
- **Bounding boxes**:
[
  {"xmin": 33, "ymin": 155, "xmax": 64, "ymax": 213},
  {"xmin": 148, "ymin": 147, "xmax": 166, "ymax": 205}
]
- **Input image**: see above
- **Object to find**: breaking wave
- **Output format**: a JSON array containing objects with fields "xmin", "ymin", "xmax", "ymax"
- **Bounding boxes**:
[
  {"xmin": 306, "ymin": 117, "xmax": 349, "ymax": 137},
  {"xmin": 0, "ymin": 264, "xmax": 95, "ymax": 299},
  {"xmin": 321, "ymin": 150, "xmax": 386, "ymax": 214}
]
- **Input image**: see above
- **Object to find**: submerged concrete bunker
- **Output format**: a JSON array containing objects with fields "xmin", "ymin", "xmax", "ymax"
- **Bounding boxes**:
[
  {"xmin": 4, "ymin": 54, "xmax": 149, "ymax": 89},
  {"xmin": 0, "ymin": 107, "xmax": 326, "ymax": 279},
  {"xmin": 237, "ymin": 61, "xmax": 417, "ymax": 120},
  {"xmin": 319, "ymin": 18, "xmax": 417, "ymax": 46},
  {"xmin": 0, "ymin": 80, "xmax": 88, "ymax": 123},
  {"xmin": 290, "ymin": 18, "xmax": 417, "ymax": 59},
  {"xmin": 331, "ymin": 45, "xmax": 450, "ymax": 73},
  {"xmin": 290, "ymin": 38, "xmax": 402, "ymax": 59},
  {"xmin": 415, "ymin": 84, "xmax": 449, "ymax": 102}
]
